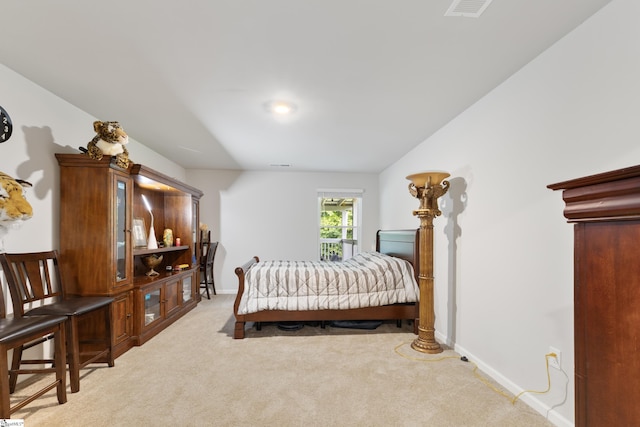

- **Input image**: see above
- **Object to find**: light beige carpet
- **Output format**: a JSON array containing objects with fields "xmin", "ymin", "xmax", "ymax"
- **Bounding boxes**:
[{"xmin": 10, "ymin": 295, "xmax": 552, "ymax": 426}]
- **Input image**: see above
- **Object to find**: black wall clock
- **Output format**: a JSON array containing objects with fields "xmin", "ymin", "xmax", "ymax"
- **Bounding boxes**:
[{"xmin": 1, "ymin": 105, "xmax": 13, "ymax": 143}]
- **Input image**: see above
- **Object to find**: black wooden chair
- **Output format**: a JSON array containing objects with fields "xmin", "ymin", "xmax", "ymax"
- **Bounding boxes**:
[
  {"xmin": 0, "ymin": 273, "xmax": 67, "ymax": 418},
  {"xmin": 0, "ymin": 251, "xmax": 114, "ymax": 394},
  {"xmin": 200, "ymin": 241, "xmax": 218, "ymax": 299}
]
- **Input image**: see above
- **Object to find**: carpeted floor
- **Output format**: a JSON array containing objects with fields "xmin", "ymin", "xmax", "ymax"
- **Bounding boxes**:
[{"xmin": 10, "ymin": 295, "xmax": 552, "ymax": 426}]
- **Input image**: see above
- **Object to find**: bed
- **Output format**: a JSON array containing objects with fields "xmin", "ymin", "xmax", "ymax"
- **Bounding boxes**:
[{"xmin": 232, "ymin": 229, "xmax": 420, "ymax": 339}]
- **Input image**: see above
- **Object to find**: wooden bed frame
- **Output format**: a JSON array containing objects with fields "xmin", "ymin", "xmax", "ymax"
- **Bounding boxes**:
[{"xmin": 232, "ymin": 229, "xmax": 420, "ymax": 339}]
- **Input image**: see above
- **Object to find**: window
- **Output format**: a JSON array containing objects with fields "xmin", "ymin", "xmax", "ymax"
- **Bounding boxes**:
[{"xmin": 317, "ymin": 189, "xmax": 362, "ymax": 261}]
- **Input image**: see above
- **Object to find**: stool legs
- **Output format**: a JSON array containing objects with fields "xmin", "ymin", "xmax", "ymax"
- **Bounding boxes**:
[
  {"xmin": 54, "ymin": 326, "xmax": 68, "ymax": 405},
  {"xmin": 1, "ymin": 348, "xmax": 13, "ymax": 417},
  {"xmin": 211, "ymin": 267, "xmax": 217, "ymax": 295},
  {"xmin": 67, "ymin": 305, "xmax": 114, "ymax": 393},
  {"xmin": 1, "ymin": 322, "xmax": 67, "ymax": 418},
  {"xmin": 8, "ymin": 346, "xmax": 23, "ymax": 393},
  {"xmin": 202, "ymin": 270, "xmax": 211, "ymax": 299},
  {"xmin": 67, "ymin": 316, "xmax": 81, "ymax": 393}
]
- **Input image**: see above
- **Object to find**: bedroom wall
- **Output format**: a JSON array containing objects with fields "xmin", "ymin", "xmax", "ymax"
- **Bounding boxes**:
[
  {"xmin": 185, "ymin": 169, "xmax": 380, "ymax": 294},
  {"xmin": 379, "ymin": 1, "xmax": 640, "ymax": 425},
  {"xmin": 0, "ymin": 62, "xmax": 186, "ymax": 289},
  {"xmin": 4, "ymin": 3, "xmax": 636, "ymax": 423},
  {"xmin": 0, "ymin": 57, "xmax": 381, "ymax": 300}
]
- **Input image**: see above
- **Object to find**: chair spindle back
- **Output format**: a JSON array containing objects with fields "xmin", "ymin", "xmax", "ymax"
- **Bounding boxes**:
[{"xmin": 0, "ymin": 250, "xmax": 64, "ymax": 317}]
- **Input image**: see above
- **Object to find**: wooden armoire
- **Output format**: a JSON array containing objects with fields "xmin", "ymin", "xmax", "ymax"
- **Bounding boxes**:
[
  {"xmin": 549, "ymin": 165, "xmax": 640, "ymax": 426},
  {"xmin": 56, "ymin": 154, "xmax": 203, "ymax": 358}
]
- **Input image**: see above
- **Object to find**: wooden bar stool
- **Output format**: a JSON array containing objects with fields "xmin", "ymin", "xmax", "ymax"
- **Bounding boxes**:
[
  {"xmin": 0, "ymin": 278, "xmax": 67, "ymax": 418},
  {"xmin": 0, "ymin": 251, "xmax": 114, "ymax": 394},
  {"xmin": 200, "ymin": 241, "xmax": 218, "ymax": 299}
]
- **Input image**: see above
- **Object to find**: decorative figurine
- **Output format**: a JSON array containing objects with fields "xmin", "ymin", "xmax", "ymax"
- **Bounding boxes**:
[
  {"xmin": 163, "ymin": 228, "xmax": 174, "ymax": 247},
  {"xmin": 79, "ymin": 121, "xmax": 131, "ymax": 169}
]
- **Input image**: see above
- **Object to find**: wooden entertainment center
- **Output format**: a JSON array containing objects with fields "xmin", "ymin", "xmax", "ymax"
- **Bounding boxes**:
[
  {"xmin": 549, "ymin": 165, "xmax": 640, "ymax": 426},
  {"xmin": 56, "ymin": 154, "xmax": 203, "ymax": 358}
]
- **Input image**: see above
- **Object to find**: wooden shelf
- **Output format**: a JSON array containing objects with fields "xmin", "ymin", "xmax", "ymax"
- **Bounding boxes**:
[
  {"xmin": 133, "ymin": 267, "xmax": 197, "ymax": 286},
  {"xmin": 133, "ymin": 245, "xmax": 190, "ymax": 256}
]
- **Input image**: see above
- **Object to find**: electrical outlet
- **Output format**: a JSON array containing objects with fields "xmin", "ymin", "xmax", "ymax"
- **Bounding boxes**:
[{"xmin": 549, "ymin": 346, "xmax": 562, "ymax": 370}]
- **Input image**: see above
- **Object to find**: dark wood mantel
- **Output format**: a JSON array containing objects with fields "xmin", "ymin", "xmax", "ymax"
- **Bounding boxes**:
[
  {"xmin": 548, "ymin": 164, "xmax": 640, "ymax": 222},
  {"xmin": 549, "ymin": 165, "xmax": 640, "ymax": 426}
]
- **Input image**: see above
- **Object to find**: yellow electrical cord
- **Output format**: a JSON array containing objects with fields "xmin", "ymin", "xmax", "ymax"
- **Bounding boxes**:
[{"xmin": 394, "ymin": 342, "xmax": 556, "ymax": 405}]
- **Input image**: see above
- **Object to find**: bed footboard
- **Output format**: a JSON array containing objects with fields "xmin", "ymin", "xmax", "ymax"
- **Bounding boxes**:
[{"xmin": 233, "ymin": 256, "xmax": 259, "ymax": 339}]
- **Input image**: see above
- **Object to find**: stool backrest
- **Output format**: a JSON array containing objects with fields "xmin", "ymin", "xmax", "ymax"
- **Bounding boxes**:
[
  {"xmin": 205, "ymin": 241, "xmax": 218, "ymax": 266},
  {"xmin": 0, "ymin": 250, "xmax": 63, "ymax": 317}
]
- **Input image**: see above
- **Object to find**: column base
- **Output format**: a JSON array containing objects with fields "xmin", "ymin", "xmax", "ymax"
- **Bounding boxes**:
[{"xmin": 411, "ymin": 334, "xmax": 443, "ymax": 354}]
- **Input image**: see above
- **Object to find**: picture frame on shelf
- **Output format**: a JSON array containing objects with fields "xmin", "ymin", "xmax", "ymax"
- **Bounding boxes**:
[{"xmin": 133, "ymin": 217, "xmax": 147, "ymax": 248}]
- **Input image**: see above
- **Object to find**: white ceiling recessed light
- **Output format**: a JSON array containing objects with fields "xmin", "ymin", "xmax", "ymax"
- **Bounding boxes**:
[
  {"xmin": 273, "ymin": 103, "xmax": 292, "ymax": 114},
  {"xmin": 265, "ymin": 100, "xmax": 297, "ymax": 116}
]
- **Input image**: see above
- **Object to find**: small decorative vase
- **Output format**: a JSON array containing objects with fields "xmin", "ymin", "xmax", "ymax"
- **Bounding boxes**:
[
  {"xmin": 163, "ymin": 228, "xmax": 174, "ymax": 247},
  {"xmin": 142, "ymin": 254, "xmax": 163, "ymax": 276}
]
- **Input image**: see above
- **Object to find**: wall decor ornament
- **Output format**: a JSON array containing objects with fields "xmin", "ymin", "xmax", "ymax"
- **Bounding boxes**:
[
  {"xmin": 0, "ymin": 105, "xmax": 13, "ymax": 143},
  {"xmin": 0, "ymin": 171, "xmax": 33, "ymax": 250},
  {"xmin": 406, "ymin": 171, "xmax": 450, "ymax": 354}
]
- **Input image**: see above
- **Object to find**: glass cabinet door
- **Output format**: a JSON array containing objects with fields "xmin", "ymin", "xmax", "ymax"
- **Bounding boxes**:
[
  {"xmin": 182, "ymin": 275, "xmax": 193, "ymax": 303},
  {"xmin": 144, "ymin": 287, "xmax": 161, "ymax": 326},
  {"xmin": 114, "ymin": 175, "xmax": 131, "ymax": 286},
  {"xmin": 192, "ymin": 198, "xmax": 199, "ymax": 265}
]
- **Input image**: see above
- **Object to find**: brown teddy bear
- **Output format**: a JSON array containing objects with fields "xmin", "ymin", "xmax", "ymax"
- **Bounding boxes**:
[{"xmin": 81, "ymin": 121, "xmax": 131, "ymax": 168}]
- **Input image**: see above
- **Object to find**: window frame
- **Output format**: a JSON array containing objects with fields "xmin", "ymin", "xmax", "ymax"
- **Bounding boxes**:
[{"xmin": 317, "ymin": 189, "xmax": 363, "ymax": 261}]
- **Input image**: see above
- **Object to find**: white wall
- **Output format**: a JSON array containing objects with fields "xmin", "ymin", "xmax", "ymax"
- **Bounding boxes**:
[
  {"xmin": 0, "ymin": 62, "xmax": 185, "ymax": 285},
  {"xmin": 0, "ymin": 58, "xmax": 380, "ymax": 300},
  {"xmin": 380, "ymin": 1, "xmax": 640, "ymax": 425},
  {"xmin": 186, "ymin": 169, "xmax": 379, "ymax": 294}
]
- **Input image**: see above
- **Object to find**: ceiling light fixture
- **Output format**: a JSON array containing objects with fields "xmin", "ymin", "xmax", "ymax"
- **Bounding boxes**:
[{"xmin": 266, "ymin": 100, "xmax": 297, "ymax": 115}]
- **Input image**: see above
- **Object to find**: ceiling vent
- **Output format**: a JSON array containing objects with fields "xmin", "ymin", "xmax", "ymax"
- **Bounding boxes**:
[{"xmin": 445, "ymin": 0, "xmax": 493, "ymax": 18}]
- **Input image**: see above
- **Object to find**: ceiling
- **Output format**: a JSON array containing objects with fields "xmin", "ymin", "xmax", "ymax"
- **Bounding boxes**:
[{"xmin": 1, "ymin": 0, "xmax": 611, "ymax": 173}]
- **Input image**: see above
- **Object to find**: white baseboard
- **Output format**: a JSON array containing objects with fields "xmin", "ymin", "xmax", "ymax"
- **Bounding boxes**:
[{"xmin": 436, "ymin": 332, "xmax": 573, "ymax": 427}]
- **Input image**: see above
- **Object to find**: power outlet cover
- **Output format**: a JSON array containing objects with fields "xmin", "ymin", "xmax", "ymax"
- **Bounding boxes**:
[{"xmin": 549, "ymin": 347, "xmax": 562, "ymax": 370}]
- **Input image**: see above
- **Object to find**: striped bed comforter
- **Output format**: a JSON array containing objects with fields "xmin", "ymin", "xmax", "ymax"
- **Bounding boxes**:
[{"xmin": 237, "ymin": 251, "xmax": 419, "ymax": 315}]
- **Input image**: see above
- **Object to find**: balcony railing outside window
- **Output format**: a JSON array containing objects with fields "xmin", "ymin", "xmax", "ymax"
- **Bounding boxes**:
[
  {"xmin": 318, "ymin": 192, "xmax": 362, "ymax": 261},
  {"xmin": 320, "ymin": 239, "xmax": 357, "ymax": 261}
]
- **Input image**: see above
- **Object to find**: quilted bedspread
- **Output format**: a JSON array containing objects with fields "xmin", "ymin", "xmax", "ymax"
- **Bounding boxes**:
[{"xmin": 237, "ymin": 251, "xmax": 419, "ymax": 315}]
